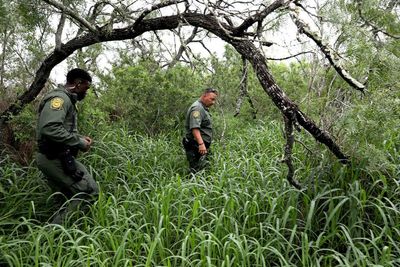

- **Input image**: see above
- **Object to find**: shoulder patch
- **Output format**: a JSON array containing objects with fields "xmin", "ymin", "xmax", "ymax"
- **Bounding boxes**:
[
  {"xmin": 192, "ymin": 110, "xmax": 200, "ymax": 118},
  {"xmin": 50, "ymin": 97, "xmax": 64, "ymax": 110}
]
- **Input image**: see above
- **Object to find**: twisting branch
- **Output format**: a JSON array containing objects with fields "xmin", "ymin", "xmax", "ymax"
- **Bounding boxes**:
[
  {"xmin": 88, "ymin": 1, "xmax": 107, "ymax": 23},
  {"xmin": 387, "ymin": 0, "xmax": 399, "ymax": 10},
  {"xmin": 132, "ymin": 0, "xmax": 186, "ymax": 29},
  {"xmin": 266, "ymin": 50, "xmax": 315, "ymax": 61},
  {"xmin": 223, "ymin": 35, "xmax": 349, "ymax": 161},
  {"xmin": 247, "ymin": 93, "xmax": 257, "ymax": 120},
  {"xmin": 168, "ymin": 27, "xmax": 200, "ymax": 68},
  {"xmin": 234, "ymin": 56, "xmax": 257, "ymax": 119},
  {"xmin": 234, "ymin": 56, "xmax": 249, "ymax": 116},
  {"xmin": 289, "ymin": 3, "xmax": 366, "ymax": 93},
  {"xmin": 55, "ymin": 13, "xmax": 66, "ymax": 50},
  {"xmin": 196, "ymin": 37, "xmax": 213, "ymax": 55},
  {"xmin": 10, "ymin": 47, "xmax": 35, "ymax": 77},
  {"xmin": 42, "ymin": 0, "xmax": 98, "ymax": 33},
  {"xmin": 233, "ymin": 0, "xmax": 291, "ymax": 36},
  {"xmin": 282, "ymin": 114, "xmax": 301, "ymax": 189}
]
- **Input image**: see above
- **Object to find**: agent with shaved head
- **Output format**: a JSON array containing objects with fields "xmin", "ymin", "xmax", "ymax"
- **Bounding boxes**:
[{"xmin": 36, "ymin": 68, "xmax": 98, "ymax": 224}]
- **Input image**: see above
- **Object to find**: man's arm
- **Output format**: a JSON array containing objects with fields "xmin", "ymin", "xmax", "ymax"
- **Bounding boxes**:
[
  {"xmin": 192, "ymin": 128, "xmax": 207, "ymax": 155},
  {"xmin": 38, "ymin": 97, "xmax": 87, "ymax": 150}
]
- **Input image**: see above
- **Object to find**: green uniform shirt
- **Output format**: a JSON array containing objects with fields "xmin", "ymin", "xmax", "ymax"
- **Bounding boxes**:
[
  {"xmin": 36, "ymin": 84, "xmax": 86, "ymax": 149},
  {"xmin": 185, "ymin": 99, "xmax": 213, "ymax": 144}
]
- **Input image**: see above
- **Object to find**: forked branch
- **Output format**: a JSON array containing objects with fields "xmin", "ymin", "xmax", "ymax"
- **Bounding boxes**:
[
  {"xmin": 234, "ymin": 56, "xmax": 257, "ymax": 119},
  {"xmin": 42, "ymin": 0, "xmax": 98, "ymax": 33},
  {"xmin": 233, "ymin": 0, "xmax": 291, "ymax": 36},
  {"xmin": 289, "ymin": 3, "xmax": 365, "ymax": 93}
]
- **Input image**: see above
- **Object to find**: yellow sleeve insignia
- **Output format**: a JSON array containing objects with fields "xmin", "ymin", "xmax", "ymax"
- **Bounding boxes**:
[
  {"xmin": 50, "ymin": 97, "xmax": 64, "ymax": 110},
  {"xmin": 192, "ymin": 110, "xmax": 200, "ymax": 118}
]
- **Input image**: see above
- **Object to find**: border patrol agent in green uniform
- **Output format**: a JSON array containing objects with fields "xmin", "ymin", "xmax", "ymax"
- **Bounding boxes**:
[
  {"xmin": 36, "ymin": 68, "xmax": 98, "ymax": 224},
  {"xmin": 182, "ymin": 88, "xmax": 218, "ymax": 173}
]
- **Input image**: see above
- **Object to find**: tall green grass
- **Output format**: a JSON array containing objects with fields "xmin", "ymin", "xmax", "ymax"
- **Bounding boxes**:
[{"xmin": 1, "ymin": 120, "xmax": 399, "ymax": 266}]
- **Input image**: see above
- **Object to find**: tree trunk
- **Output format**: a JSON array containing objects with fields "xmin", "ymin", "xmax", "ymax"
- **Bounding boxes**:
[{"xmin": 230, "ymin": 39, "xmax": 348, "ymax": 161}]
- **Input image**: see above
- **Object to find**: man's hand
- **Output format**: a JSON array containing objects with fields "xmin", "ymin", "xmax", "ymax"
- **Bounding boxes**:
[
  {"xmin": 82, "ymin": 136, "xmax": 93, "ymax": 151},
  {"xmin": 198, "ymin": 143, "xmax": 207, "ymax": 155}
]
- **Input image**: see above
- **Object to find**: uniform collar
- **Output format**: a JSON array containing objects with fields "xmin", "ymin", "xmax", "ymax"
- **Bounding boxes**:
[
  {"xmin": 198, "ymin": 99, "xmax": 209, "ymax": 111},
  {"xmin": 57, "ymin": 84, "xmax": 78, "ymax": 103}
]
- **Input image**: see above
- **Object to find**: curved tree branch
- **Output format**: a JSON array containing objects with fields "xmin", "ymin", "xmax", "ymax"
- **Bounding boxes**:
[
  {"xmin": 289, "ymin": 3, "xmax": 366, "ymax": 93},
  {"xmin": 233, "ymin": 0, "xmax": 291, "ymax": 36},
  {"xmin": 42, "ymin": 0, "xmax": 98, "ymax": 33},
  {"xmin": 132, "ymin": 0, "xmax": 186, "ymax": 28},
  {"xmin": 234, "ymin": 56, "xmax": 249, "ymax": 117},
  {"xmin": 266, "ymin": 50, "xmax": 315, "ymax": 61},
  {"xmin": 234, "ymin": 55, "xmax": 257, "ymax": 119},
  {"xmin": 168, "ymin": 27, "xmax": 200, "ymax": 68},
  {"xmin": 55, "ymin": 13, "xmax": 66, "ymax": 50}
]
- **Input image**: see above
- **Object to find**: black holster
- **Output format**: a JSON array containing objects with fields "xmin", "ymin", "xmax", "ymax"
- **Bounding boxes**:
[
  {"xmin": 182, "ymin": 137, "xmax": 210, "ymax": 150},
  {"xmin": 59, "ymin": 148, "xmax": 83, "ymax": 181},
  {"xmin": 38, "ymin": 139, "xmax": 82, "ymax": 181},
  {"xmin": 182, "ymin": 137, "xmax": 195, "ymax": 150}
]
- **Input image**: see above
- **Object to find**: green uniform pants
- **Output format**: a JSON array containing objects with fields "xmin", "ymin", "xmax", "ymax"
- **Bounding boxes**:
[
  {"xmin": 36, "ymin": 153, "xmax": 98, "ymax": 224},
  {"xmin": 185, "ymin": 149, "xmax": 210, "ymax": 173},
  {"xmin": 182, "ymin": 138, "xmax": 211, "ymax": 173}
]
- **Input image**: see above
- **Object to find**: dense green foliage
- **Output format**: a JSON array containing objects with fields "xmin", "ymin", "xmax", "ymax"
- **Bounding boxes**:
[
  {"xmin": 1, "ymin": 116, "xmax": 399, "ymax": 266},
  {"xmin": 96, "ymin": 60, "xmax": 203, "ymax": 135}
]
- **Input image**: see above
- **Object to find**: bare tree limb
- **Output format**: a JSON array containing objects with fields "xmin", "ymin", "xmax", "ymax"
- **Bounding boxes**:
[
  {"xmin": 234, "ymin": 55, "xmax": 256, "ymax": 119},
  {"xmin": 234, "ymin": 55, "xmax": 248, "ymax": 117},
  {"xmin": 88, "ymin": 1, "xmax": 107, "ymax": 23},
  {"xmin": 289, "ymin": 3, "xmax": 366, "ymax": 93},
  {"xmin": 294, "ymin": 138, "xmax": 313, "ymax": 155},
  {"xmin": 55, "ymin": 13, "xmax": 66, "ymax": 50},
  {"xmin": 223, "ymin": 40, "xmax": 349, "ymax": 162},
  {"xmin": 169, "ymin": 27, "xmax": 200, "ymax": 68},
  {"xmin": 282, "ymin": 114, "xmax": 301, "ymax": 189},
  {"xmin": 10, "ymin": 47, "xmax": 35, "ymax": 77},
  {"xmin": 233, "ymin": 0, "xmax": 291, "ymax": 36},
  {"xmin": 266, "ymin": 50, "xmax": 315, "ymax": 61},
  {"xmin": 0, "ymin": 29, "xmax": 13, "ymax": 90},
  {"xmin": 196, "ymin": 39, "xmax": 214, "ymax": 56},
  {"xmin": 132, "ymin": 0, "xmax": 186, "ymax": 29},
  {"xmin": 42, "ymin": 0, "xmax": 98, "ymax": 33}
]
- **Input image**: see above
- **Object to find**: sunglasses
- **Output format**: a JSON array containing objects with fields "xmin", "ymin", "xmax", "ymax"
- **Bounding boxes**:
[{"xmin": 205, "ymin": 88, "xmax": 218, "ymax": 94}]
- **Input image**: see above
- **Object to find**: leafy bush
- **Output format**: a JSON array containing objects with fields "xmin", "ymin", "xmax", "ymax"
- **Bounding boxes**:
[{"xmin": 97, "ymin": 60, "xmax": 206, "ymax": 135}]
